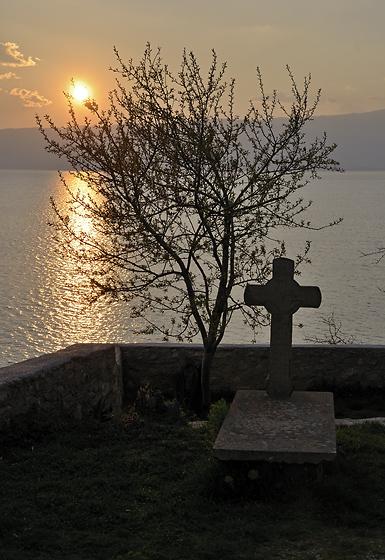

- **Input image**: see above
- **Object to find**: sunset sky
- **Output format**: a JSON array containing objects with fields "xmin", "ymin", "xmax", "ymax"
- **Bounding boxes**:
[{"xmin": 1, "ymin": 0, "xmax": 385, "ymax": 129}]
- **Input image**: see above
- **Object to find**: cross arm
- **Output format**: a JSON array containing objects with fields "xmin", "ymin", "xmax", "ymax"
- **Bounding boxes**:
[
  {"xmin": 297, "ymin": 286, "xmax": 322, "ymax": 309},
  {"xmin": 244, "ymin": 282, "xmax": 321, "ymax": 312},
  {"xmin": 244, "ymin": 283, "xmax": 271, "ymax": 307}
]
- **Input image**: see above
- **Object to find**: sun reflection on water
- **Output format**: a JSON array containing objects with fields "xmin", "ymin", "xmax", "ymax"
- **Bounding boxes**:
[
  {"xmin": 41, "ymin": 173, "xmax": 130, "ymax": 347},
  {"xmin": 8, "ymin": 171, "xmax": 146, "ymax": 362},
  {"xmin": 2, "ymin": 169, "xmax": 385, "ymax": 368}
]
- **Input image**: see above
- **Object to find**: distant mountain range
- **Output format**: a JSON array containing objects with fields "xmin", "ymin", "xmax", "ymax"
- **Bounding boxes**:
[
  {"xmin": 304, "ymin": 110, "xmax": 385, "ymax": 171},
  {"xmin": 0, "ymin": 109, "xmax": 384, "ymax": 171},
  {"xmin": 0, "ymin": 127, "xmax": 72, "ymax": 171}
]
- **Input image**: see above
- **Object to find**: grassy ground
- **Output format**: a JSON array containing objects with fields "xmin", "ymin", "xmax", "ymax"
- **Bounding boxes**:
[
  {"xmin": 333, "ymin": 386, "xmax": 385, "ymax": 419},
  {"xmin": 1, "ymin": 391, "xmax": 385, "ymax": 560}
]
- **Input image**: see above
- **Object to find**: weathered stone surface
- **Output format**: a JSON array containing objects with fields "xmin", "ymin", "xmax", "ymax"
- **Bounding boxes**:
[
  {"xmin": 336, "ymin": 417, "xmax": 385, "ymax": 426},
  {"xmin": 212, "ymin": 390, "xmax": 336, "ymax": 464},
  {"xmin": 0, "ymin": 344, "xmax": 123, "ymax": 430},
  {"xmin": 120, "ymin": 344, "xmax": 203, "ymax": 398},
  {"xmin": 2, "ymin": 343, "xmax": 385, "ymax": 431},
  {"xmin": 217, "ymin": 258, "xmax": 335, "ymax": 467},
  {"xmin": 119, "ymin": 343, "xmax": 385, "ymax": 395},
  {"xmin": 244, "ymin": 258, "xmax": 321, "ymax": 397}
]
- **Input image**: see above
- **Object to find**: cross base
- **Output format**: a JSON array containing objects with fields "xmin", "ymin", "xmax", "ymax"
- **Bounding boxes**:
[{"xmin": 212, "ymin": 390, "xmax": 336, "ymax": 464}]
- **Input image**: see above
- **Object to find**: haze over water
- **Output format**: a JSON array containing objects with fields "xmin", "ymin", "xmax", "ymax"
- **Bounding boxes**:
[{"xmin": 1, "ymin": 169, "xmax": 385, "ymax": 368}]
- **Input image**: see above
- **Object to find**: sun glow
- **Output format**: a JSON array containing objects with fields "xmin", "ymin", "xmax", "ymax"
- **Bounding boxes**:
[{"xmin": 72, "ymin": 83, "xmax": 89, "ymax": 101}]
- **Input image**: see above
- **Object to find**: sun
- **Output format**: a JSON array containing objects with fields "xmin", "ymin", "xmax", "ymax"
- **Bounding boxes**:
[{"xmin": 72, "ymin": 83, "xmax": 89, "ymax": 102}]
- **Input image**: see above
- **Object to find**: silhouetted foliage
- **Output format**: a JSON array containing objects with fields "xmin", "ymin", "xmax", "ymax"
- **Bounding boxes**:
[{"xmin": 37, "ymin": 44, "xmax": 340, "ymax": 408}]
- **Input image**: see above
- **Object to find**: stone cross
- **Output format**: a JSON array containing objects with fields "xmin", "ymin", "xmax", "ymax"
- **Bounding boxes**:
[{"xmin": 244, "ymin": 258, "xmax": 321, "ymax": 398}]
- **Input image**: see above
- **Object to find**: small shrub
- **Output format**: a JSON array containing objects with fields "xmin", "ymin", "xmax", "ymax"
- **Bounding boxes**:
[
  {"xmin": 132, "ymin": 384, "xmax": 184, "ymax": 422},
  {"xmin": 134, "ymin": 384, "xmax": 167, "ymax": 415},
  {"xmin": 200, "ymin": 398, "xmax": 230, "ymax": 456},
  {"xmin": 207, "ymin": 398, "xmax": 229, "ymax": 438},
  {"xmin": 248, "ymin": 468, "xmax": 260, "ymax": 481},
  {"xmin": 224, "ymin": 475, "xmax": 235, "ymax": 489},
  {"xmin": 121, "ymin": 409, "xmax": 143, "ymax": 430},
  {"xmin": 164, "ymin": 398, "xmax": 184, "ymax": 419}
]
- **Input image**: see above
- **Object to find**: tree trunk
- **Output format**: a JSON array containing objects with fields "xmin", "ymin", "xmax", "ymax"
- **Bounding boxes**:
[{"xmin": 201, "ymin": 346, "xmax": 216, "ymax": 413}]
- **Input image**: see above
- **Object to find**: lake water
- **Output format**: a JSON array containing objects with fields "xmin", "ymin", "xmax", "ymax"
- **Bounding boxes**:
[{"xmin": 1, "ymin": 169, "xmax": 385, "ymax": 368}]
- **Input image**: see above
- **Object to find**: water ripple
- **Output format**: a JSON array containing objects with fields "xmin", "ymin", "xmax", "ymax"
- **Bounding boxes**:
[{"xmin": 1, "ymin": 169, "xmax": 385, "ymax": 367}]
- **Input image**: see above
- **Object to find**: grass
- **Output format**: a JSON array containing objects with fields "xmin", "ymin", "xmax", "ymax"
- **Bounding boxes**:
[
  {"xmin": 333, "ymin": 386, "xmax": 385, "ymax": 419},
  {"xmin": 1, "ymin": 391, "xmax": 385, "ymax": 560}
]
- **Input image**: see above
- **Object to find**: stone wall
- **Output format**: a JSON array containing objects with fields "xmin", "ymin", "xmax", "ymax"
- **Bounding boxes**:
[
  {"xmin": 0, "ymin": 344, "xmax": 123, "ymax": 430},
  {"xmin": 120, "ymin": 343, "xmax": 385, "ymax": 396},
  {"xmin": 1, "ymin": 343, "xmax": 385, "ymax": 430}
]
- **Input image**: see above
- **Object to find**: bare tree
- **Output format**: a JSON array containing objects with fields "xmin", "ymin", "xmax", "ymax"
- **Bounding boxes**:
[
  {"xmin": 304, "ymin": 311, "xmax": 357, "ymax": 345},
  {"xmin": 37, "ymin": 44, "xmax": 340, "ymax": 409}
]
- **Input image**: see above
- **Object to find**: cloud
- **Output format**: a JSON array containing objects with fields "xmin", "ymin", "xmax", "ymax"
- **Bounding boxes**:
[
  {"xmin": 0, "ymin": 47, "xmax": 50, "ymax": 109},
  {"xmin": 0, "ymin": 42, "xmax": 40, "ymax": 67},
  {"xmin": 0, "ymin": 71, "xmax": 21, "ymax": 80},
  {"xmin": 9, "ymin": 88, "xmax": 52, "ymax": 108}
]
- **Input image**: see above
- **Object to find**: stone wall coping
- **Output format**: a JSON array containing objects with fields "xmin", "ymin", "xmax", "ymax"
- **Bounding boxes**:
[
  {"xmin": 0, "ymin": 343, "xmax": 118, "ymax": 385},
  {"xmin": 336, "ymin": 418, "xmax": 385, "ymax": 425},
  {"xmin": 2, "ymin": 342, "xmax": 385, "ymax": 393},
  {"xmin": 2, "ymin": 342, "xmax": 385, "ymax": 383},
  {"xmin": 0, "ymin": 343, "xmax": 124, "ymax": 429},
  {"xmin": 118, "ymin": 342, "xmax": 385, "ymax": 349},
  {"xmin": 1, "ymin": 342, "xmax": 385, "ymax": 430}
]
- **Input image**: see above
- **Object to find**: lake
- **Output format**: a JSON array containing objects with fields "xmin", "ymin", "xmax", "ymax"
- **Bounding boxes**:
[{"xmin": 1, "ymin": 169, "xmax": 384, "ymax": 368}]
